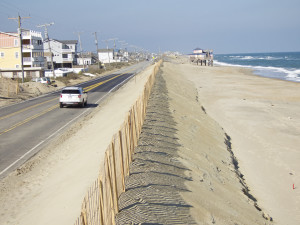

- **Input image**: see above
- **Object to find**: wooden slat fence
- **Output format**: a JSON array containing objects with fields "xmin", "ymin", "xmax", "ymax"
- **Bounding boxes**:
[
  {"xmin": 0, "ymin": 77, "xmax": 19, "ymax": 97},
  {"xmin": 74, "ymin": 60, "xmax": 162, "ymax": 225}
]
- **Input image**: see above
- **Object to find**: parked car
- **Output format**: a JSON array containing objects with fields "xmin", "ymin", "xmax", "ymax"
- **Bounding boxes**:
[
  {"xmin": 32, "ymin": 77, "xmax": 51, "ymax": 85},
  {"xmin": 59, "ymin": 86, "xmax": 88, "ymax": 108}
]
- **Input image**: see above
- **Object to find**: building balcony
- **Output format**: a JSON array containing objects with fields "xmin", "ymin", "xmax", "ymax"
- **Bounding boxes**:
[
  {"xmin": 62, "ymin": 49, "xmax": 74, "ymax": 53},
  {"xmin": 22, "ymin": 45, "xmax": 43, "ymax": 51},
  {"xmin": 62, "ymin": 58, "xmax": 73, "ymax": 63},
  {"xmin": 23, "ymin": 56, "xmax": 44, "ymax": 63},
  {"xmin": 21, "ymin": 30, "xmax": 43, "ymax": 39}
]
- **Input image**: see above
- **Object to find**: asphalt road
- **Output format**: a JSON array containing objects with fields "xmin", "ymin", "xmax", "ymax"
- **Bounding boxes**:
[{"xmin": 0, "ymin": 61, "xmax": 150, "ymax": 179}]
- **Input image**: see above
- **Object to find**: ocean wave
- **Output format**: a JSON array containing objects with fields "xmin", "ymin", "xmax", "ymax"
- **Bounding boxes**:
[
  {"xmin": 228, "ymin": 56, "xmax": 282, "ymax": 60},
  {"xmin": 214, "ymin": 60, "xmax": 300, "ymax": 82}
]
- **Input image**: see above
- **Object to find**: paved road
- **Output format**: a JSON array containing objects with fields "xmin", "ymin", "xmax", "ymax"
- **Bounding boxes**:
[{"xmin": 0, "ymin": 61, "xmax": 150, "ymax": 179}]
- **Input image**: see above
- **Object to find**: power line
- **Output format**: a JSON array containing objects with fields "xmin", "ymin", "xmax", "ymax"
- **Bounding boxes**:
[
  {"xmin": 76, "ymin": 32, "xmax": 85, "ymax": 69},
  {"xmin": 8, "ymin": 14, "xmax": 31, "ymax": 83},
  {"xmin": 37, "ymin": 22, "xmax": 55, "ymax": 77}
]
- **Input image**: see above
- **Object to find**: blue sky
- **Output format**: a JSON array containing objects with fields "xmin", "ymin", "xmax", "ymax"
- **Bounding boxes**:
[{"xmin": 1, "ymin": 0, "xmax": 300, "ymax": 54}]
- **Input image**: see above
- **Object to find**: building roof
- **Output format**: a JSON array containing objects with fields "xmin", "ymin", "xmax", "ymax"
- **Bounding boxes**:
[
  {"xmin": 52, "ymin": 39, "xmax": 78, "ymax": 44},
  {"xmin": 60, "ymin": 40, "xmax": 78, "ymax": 44},
  {"xmin": 0, "ymin": 31, "xmax": 18, "ymax": 37},
  {"xmin": 98, "ymin": 49, "xmax": 114, "ymax": 53}
]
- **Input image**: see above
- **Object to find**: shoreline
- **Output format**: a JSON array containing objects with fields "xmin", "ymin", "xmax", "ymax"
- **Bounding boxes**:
[
  {"xmin": 179, "ymin": 59, "xmax": 300, "ymax": 224},
  {"xmin": 213, "ymin": 62, "xmax": 300, "ymax": 83}
]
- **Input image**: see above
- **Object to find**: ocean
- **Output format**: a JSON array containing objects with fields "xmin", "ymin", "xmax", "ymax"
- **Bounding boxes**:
[{"xmin": 214, "ymin": 52, "xmax": 300, "ymax": 82}]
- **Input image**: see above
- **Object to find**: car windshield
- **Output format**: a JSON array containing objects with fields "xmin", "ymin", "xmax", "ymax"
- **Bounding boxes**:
[{"xmin": 62, "ymin": 89, "xmax": 80, "ymax": 94}]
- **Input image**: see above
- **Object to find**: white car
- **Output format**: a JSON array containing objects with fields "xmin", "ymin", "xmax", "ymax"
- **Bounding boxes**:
[
  {"xmin": 32, "ymin": 77, "xmax": 51, "ymax": 85},
  {"xmin": 59, "ymin": 87, "xmax": 88, "ymax": 108}
]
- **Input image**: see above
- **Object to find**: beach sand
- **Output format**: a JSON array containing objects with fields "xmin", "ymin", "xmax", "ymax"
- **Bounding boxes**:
[
  {"xmin": 166, "ymin": 57, "xmax": 300, "ymax": 224},
  {"xmin": 0, "ymin": 58, "xmax": 299, "ymax": 224},
  {"xmin": 0, "ymin": 64, "xmax": 156, "ymax": 225}
]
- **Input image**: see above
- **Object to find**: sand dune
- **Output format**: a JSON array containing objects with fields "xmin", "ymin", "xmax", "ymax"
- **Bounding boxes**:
[{"xmin": 166, "ymin": 57, "xmax": 300, "ymax": 225}]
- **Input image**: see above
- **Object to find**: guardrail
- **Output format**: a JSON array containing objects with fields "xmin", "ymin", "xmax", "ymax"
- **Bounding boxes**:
[{"xmin": 74, "ymin": 60, "xmax": 162, "ymax": 225}]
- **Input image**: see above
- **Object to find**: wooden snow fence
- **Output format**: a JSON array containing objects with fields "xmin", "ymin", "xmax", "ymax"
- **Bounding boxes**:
[
  {"xmin": 74, "ymin": 60, "xmax": 162, "ymax": 225},
  {"xmin": 0, "ymin": 77, "xmax": 19, "ymax": 97}
]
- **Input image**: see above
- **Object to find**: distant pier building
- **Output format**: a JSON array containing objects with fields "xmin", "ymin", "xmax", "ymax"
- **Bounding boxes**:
[{"xmin": 189, "ymin": 48, "xmax": 213, "ymax": 66}]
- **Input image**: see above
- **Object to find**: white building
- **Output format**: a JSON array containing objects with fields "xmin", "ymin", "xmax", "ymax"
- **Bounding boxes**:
[
  {"xmin": 115, "ymin": 49, "xmax": 129, "ymax": 62},
  {"xmin": 77, "ymin": 52, "xmax": 96, "ymax": 66},
  {"xmin": 98, "ymin": 49, "xmax": 115, "ymax": 63},
  {"xmin": 44, "ymin": 39, "xmax": 78, "ymax": 68},
  {"xmin": 21, "ymin": 29, "xmax": 45, "ymax": 68}
]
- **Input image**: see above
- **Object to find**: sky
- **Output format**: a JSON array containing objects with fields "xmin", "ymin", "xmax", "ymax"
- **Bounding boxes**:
[{"xmin": 1, "ymin": 0, "xmax": 300, "ymax": 54}]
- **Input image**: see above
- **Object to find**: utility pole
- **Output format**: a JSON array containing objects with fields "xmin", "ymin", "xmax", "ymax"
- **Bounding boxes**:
[
  {"xmin": 77, "ymin": 32, "xmax": 85, "ymax": 70},
  {"xmin": 37, "ymin": 22, "xmax": 55, "ymax": 78},
  {"xmin": 8, "ymin": 14, "xmax": 30, "ymax": 83},
  {"xmin": 107, "ymin": 38, "xmax": 117, "ymax": 64},
  {"xmin": 93, "ymin": 32, "xmax": 100, "ymax": 68},
  {"xmin": 102, "ymin": 39, "xmax": 110, "ymax": 66}
]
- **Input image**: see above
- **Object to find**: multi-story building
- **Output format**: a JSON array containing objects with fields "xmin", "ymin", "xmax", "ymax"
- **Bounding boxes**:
[
  {"xmin": 21, "ymin": 30, "xmax": 44, "ymax": 68},
  {"xmin": 44, "ymin": 39, "xmax": 78, "ymax": 68},
  {"xmin": 98, "ymin": 49, "xmax": 114, "ymax": 64},
  {"xmin": 0, "ymin": 30, "xmax": 44, "ymax": 78},
  {"xmin": 0, "ymin": 31, "xmax": 21, "ymax": 70},
  {"xmin": 77, "ymin": 52, "xmax": 97, "ymax": 66}
]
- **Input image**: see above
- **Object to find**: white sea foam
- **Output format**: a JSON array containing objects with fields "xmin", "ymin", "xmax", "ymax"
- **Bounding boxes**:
[{"xmin": 214, "ymin": 60, "xmax": 300, "ymax": 82}]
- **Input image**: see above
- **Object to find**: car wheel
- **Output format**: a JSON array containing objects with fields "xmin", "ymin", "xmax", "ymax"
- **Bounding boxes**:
[{"xmin": 60, "ymin": 102, "xmax": 63, "ymax": 108}]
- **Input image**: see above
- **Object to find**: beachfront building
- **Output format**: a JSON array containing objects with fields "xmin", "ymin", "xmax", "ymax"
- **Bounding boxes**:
[
  {"xmin": 44, "ymin": 39, "xmax": 78, "ymax": 69},
  {"xmin": 0, "ymin": 30, "xmax": 44, "ymax": 78},
  {"xmin": 98, "ymin": 49, "xmax": 115, "ymax": 64},
  {"xmin": 189, "ymin": 48, "xmax": 213, "ymax": 66},
  {"xmin": 114, "ymin": 49, "xmax": 129, "ymax": 62},
  {"xmin": 77, "ymin": 52, "xmax": 97, "ymax": 66},
  {"xmin": 0, "ymin": 32, "xmax": 20, "ymax": 70}
]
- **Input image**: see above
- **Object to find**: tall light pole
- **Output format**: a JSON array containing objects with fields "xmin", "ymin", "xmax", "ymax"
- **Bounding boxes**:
[
  {"xmin": 37, "ymin": 22, "xmax": 55, "ymax": 78},
  {"xmin": 76, "ymin": 32, "xmax": 85, "ymax": 70},
  {"xmin": 102, "ymin": 38, "xmax": 117, "ymax": 66},
  {"xmin": 93, "ymin": 32, "xmax": 100, "ymax": 68}
]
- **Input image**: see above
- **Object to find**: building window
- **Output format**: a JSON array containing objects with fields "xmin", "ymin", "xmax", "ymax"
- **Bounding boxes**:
[
  {"xmin": 15, "ymin": 52, "xmax": 19, "ymax": 58},
  {"xmin": 14, "ymin": 39, "xmax": 18, "ymax": 46},
  {"xmin": 0, "ymin": 52, "xmax": 4, "ymax": 57},
  {"xmin": 16, "ymin": 64, "xmax": 20, "ymax": 68}
]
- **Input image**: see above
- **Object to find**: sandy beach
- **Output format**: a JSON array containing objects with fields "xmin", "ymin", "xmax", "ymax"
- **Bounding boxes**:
[
  {"xmin": 0, "ymin": 57, "xmax": 299, "ymax": 224},
  {"xmin": 166, "ymin": 57, "xmax": 300, "ymax": 224}
]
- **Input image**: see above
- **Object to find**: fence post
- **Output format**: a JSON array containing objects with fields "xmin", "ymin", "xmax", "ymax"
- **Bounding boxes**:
[
  {"xmin": 99, "ymin": 179, "xmax": 104, "ymax": 225},
  {"xmin": 129, "ymin": 111, "xmax": 135, "ymax": 156},
  {"xmin": 16, "ymin": 79, "xmax": 19, "ymax": 95},
  {"xmin": 124, "ymin": 121, "xmax": 131, "ymax": 173},
  {"xmin": 7, "ymin": 81, "xmax": 9, "ymax": 97},
  {"xmin": 119, "ymin": 130, "xmax": 125, "ymax": 191},
  {"xmin": 105, "ymin": 152, "xmax": 116, "ymax": 225},
  {"xmin": 132, "ymin": 106, "xmax": 138, "ymax": 147},
  {"xmin": 111, "ymin": 142, "xmax": 119, "ymax": 213},
  {"xmin": 81, "ymin": 199, "xmax": 88, "ymax": 225}
]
